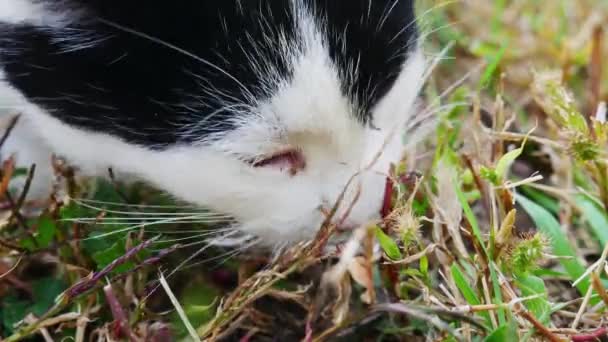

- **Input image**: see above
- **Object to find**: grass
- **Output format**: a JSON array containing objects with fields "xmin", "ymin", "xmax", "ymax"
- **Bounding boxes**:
[{"xmin": 2, "ymin": 0, "xmax": 608, "ymax": 341}]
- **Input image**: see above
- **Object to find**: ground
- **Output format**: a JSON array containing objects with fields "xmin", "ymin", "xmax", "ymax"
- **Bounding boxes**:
[{"xmin": 2, "ymin": 1, "xmax": 608, "ymax": 341}]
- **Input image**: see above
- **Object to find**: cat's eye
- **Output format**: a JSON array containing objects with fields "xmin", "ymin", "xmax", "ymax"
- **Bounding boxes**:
[{"xmin": 251, "ymin": 148, "xmax": 306, "ymax": 176}]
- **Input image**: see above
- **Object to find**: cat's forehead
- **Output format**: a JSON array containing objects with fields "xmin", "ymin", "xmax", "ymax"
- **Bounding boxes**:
[{"xmin": 0, "ymin": 0, "xmax": 418, "ymax": 147}]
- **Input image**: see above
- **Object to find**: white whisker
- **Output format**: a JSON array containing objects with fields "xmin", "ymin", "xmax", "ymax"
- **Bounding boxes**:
[
  {"xmin": 146, "ymin": 230, "xmax": 226, "ymax": 235},
  {"xmin": 151, "ymin": 230, "xmax": 233, "ymax": 245},
  {"xmin": 414, "ymin": 102, "xmax": 468, "ymax": 125},
  {"xmin": 181, "ymin": 238, "xmax": 259, "ymax": 271},
  {"xmin": 80, "ymin": 215, "xmax": 213, "ymax": 240},
  {"xmin": 433, "ymin": 62, "xmax": 485, "ymax": 105},
  {"xmin": 72, "ymin": 197, "xmax": 199, "ymax": 209},
  {"xmin": 389, "ymin": 0, "xmax": 458, "ymax": 44},
  {"xmin": 421, "ymin": 41, "xmax": 455, "ymax": 85},
  {"xmin": 70, "ymin": 199, "xmax": 230, "ymax": 217},
  {"xmin": 65, "ymin": 217, "xmax": 231, "ymax": 224}
]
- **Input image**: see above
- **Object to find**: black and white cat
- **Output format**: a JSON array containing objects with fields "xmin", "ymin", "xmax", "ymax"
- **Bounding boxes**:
[{"xmin": 0, "ymin": 0, "xmax": 426, "ymax": 247}]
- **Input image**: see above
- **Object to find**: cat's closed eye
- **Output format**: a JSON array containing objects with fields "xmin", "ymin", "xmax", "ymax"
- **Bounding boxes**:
[{"xmin": 251, "ymin": 148, "xmax": 306, "ymax": 176}]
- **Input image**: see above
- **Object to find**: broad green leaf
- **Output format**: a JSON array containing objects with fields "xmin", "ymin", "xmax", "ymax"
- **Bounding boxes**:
[
  {"xmin": 576, "ymin": 194, "xmax": 608, "ymax": 246},
  {"xmin": 82, "ymin": 231, "xmax": 114, "ymax": 257},
  {"xmin": 495, "ymin": 147, "xmax": 523, "ymax": 181},
  {"xmin": 375, "ymin": 226, "xmax": 402, "ymax": 261},
  {"xmin": 516, "ymin": 194, "xmax": 589, "ymax": 295},
  {"xmin": 515, "ymin": 274, "xmax": 550, "ymax": 320},
  {"xmin": 19, "ymin": 236, "xmax": 37, "ymax": 252},
  {"xmin": 483, "ymin": 322, "xmax": 518, "ymax": 342},
  {"xmin": 30, "ymin": 277, "xmax": 66, "ymax": 316},
  {"xmin": 495, "ymin": 134, "xmax": 529, "ymax": 181},
  {"xmin": 532, "ymin": 268, "xmax": 568, "ymax": 278},
  {"xmin": 171, "ymin": 279, "xmax": 219, "ymax": 338},
  {"xmin": 2, "ymin": 297, "xmax": 28, "ymax": 334},
  {"xmin": 519, "ymin": 186, "xmax": 559, "ymax": 215},
  {"xmin": 34, "ymin": 216, "xmax": 56, "ymax": 249}
]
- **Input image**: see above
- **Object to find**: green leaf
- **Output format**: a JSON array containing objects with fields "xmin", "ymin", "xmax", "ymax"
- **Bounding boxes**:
[
  {"xmin": 515, "ymin": 274, "xmax": 550, "ymax": 320},
  {"xmin": 446, "ymin": 86, "xmax": 470, "ymax": 119},
  {"xmin": 488, "ymin": 263, "xmax": 507, "ymax": 325},
  {"xmin": 483, "ymin": 322, "xmax": 518, "ymax": 342},
  {"xmin": 2, "ymin": 296, "xmax": 28, "ymax": 334},
  {"xmin": 34, "ymin": 216, "xmax": 56, "ymax": 249},
  {"xmin": 576, "ymin": 194, "xmax": 608, "ymax": 246},
  {"xmin": 30, "ymin": 277, "xmax": 66, "ymax": 316},
  {"xmin": 171, "ymin": 280, "xmax": 219, "ymax": 338},
  {"xmin": 82, "ymin": 231, "xmax": 114, "ymax": 257},
  {"xmin": 479, "ymin": 42, "xmax": 508, "ymax": 89},
  {"xmin": 454, "ymin": 180, "xmax": 486, "ymax": 255},
  {"xmin": 491, "ymin": 0, "xmax": 507, "ymax": 34},
  {"xmin": 451, "ymin": 264, "xmax": 491, "ymax": 325},
  {"xmin": 532, "ymin": 268, "xmax": 568, "ymax": 278},
  {"xmin": 374, "ymin": 226, "xmax": 402, "ymax": 261},
  {"xmin": 402, "ymin": 268, "xmax": 424, "ymax": 278},
  {"xmin": 495, "ymin": 135, "xmax": 529, "ymax": 182},
  {"xmin": 454, "ymin": 177, "xmax": 507, "ymax": 324},
  {"xmin": 516, "ymin": 194, "xmax": 589, "ymax": 295},
  {"xmin": 92, "ymin": 240, "xmax": 134, "ymax": 274},
  {"xmin": 451, "ymin": 264, "xmax": 480, "ymax": 305},
  {"xmin": 519, "ymin": 186, "xmax": 559, "ymax": 215},
  {"xmin": 420, "ymin": 255, "xmax": 429, "ymax": 278},
  {"xmin": 495, "ymin": 148, "xmax": 523, "ymax": 181},
  {"xmin": 19, "ymin": 237, "xmax": 37, "ymax": 252},
  {"xmin": 480, "ymin": 166, "xmax": 498, "ymax": 184},
  {"xmin": 412, "ymin": 197, "xmax": 430, "ymax": 217},
  {"xmin": 92, "ymin": 178, "xmax": 128, "ymax": 204}
]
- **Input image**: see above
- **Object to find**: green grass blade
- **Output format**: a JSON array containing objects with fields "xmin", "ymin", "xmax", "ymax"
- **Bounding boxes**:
[
  {"xmin": 451, "ymin": 263, "xmax": 481, "ymax": 305},
  {"xmin": 479, "ymin": 42, "xmax": 508, "ymax": 89},
  {"xmin": 451, "ymin": 263, "xmax": 492, "ymax": 326},
  {"xmin": 483, "ymin": 322, "xmax": 517, "ymax": 342},
  {"xmin": 488, "ymin": 263, "xmax": 506, "ymax": 325},
  {"xmin": 576, "ymin": 194, "xmax": 608, "ymax": 246},
  {"xmin": 454, "ymin": 180, "xmax": 486, "ymax": 255}
]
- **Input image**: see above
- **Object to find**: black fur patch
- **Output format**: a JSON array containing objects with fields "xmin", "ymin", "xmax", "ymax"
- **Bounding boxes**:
[{"xmin": 0, "ymin": 0, "xmax": 417, "ymax": 149}]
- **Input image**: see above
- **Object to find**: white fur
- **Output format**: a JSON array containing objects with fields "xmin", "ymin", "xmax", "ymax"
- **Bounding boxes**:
[
  {"xmin": 0, "ymin": 1, "xmax": 427, "ymax": 247},
  {"xmin": 0, "ymin": 0, "xmax": 71, "ymax": 26}
]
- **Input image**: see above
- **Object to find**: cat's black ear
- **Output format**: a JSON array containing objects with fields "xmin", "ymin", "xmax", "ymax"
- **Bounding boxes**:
[{"xmin": 307, "ymin": 0, "xmax": 419, "ymax": 123}]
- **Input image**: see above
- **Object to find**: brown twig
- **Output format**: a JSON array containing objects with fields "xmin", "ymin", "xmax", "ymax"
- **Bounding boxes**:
[
  {"xmin": 589, "ymin": 25, "xmax": 603, "ymax": 117},
  {"xmin": 590, "ymin": 272, "xmax": 608, "ymax": 307},
  {"xmin": 0, "ymin": 114, "xmax": 20, "ymax": 151}
]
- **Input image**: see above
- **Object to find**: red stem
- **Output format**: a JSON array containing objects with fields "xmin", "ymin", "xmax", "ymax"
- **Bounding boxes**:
[{"xmin": 571, "ymin": 327, "xmax": 608, "ymax": 342}]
